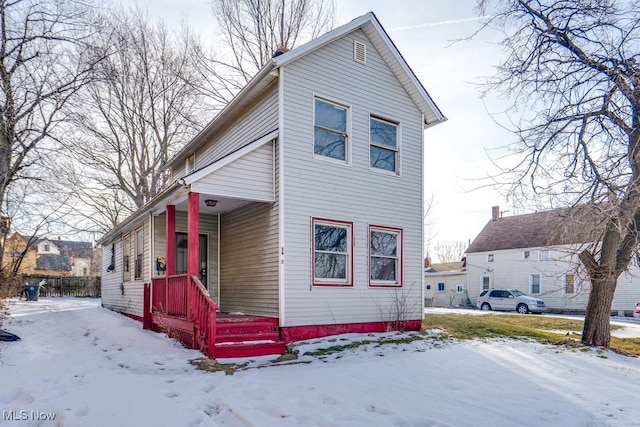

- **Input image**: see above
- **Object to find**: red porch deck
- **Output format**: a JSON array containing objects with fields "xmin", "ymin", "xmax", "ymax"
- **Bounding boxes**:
[{"xmin": 146, "ymin": 276, "xmax": 286, "ymax": 359}]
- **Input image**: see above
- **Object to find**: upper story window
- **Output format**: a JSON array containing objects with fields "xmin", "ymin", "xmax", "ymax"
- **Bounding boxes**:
[
  {"xmin": 539, "ymin": 250, "xmax": 551, "ymax": 261},
  {"xmin": 523, "ymin": 250, "xmax": 530, "ymax": 259},
  {"xmin": 314, "ymin": 98, "xmax": 348, "ymax": 162},
  {"xmin": 312, "ymin": 218, "xmax": 353, "ymax": 286},
  {"xmin": 487, "ymin": 254, "xmax": 495, "ymax": 262},
  {"xmin": 370, "ymin": 117, "xmax": 399, "ymax": 173},
  {"xmin": 437, "ymin": 282, "xmax": 445, "ymax": 292},
  {"xmin": 43, "ymin": 244, "xmax": 50, "ymax": 252}
]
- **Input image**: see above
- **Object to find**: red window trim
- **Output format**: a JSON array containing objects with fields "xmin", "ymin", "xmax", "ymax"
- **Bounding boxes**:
[
  {"xmin": 368, "ymin": 224, "xmax": 403, "ymax": 288},
  {"xmin": 311, "ymin": 217, "xmax": 354, "ymax": 287}
]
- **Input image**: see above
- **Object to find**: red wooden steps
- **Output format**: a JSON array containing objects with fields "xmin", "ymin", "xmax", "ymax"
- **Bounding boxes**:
[{"xmin": 214, "ymin": 315, "xmax": 286, "ymax": 358}]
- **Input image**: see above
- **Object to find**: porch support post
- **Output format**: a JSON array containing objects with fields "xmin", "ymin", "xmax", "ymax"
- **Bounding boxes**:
[
  {"xmin": 187, "ymin": 192, "xmax": 200, "ymax": 279},
  {"xmin": 166, "ymin": 204, "xmax": 176, "ymax": 276}
]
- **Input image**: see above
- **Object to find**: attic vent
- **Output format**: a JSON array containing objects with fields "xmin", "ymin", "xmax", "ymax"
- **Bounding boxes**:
[{"xmin": 354, "ymin": 40, "xmax": 366, "ymax": 64}]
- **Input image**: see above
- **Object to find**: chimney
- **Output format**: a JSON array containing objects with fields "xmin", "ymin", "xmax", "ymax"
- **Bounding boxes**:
[
  {"xmin": 424, "ymin": 256, "xmax": 432, "ymax": 268},
  {"xmin": 492, "ymin": 206, "xmax": 500, "ymax": 221},
  {"xmin": 272, "ymin": 45, "xmax": 290, "ymax": 58}
]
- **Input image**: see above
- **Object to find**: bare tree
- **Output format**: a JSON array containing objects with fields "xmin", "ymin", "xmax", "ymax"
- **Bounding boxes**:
[
  {"xmin": 435, "ymin": 241, "xmax": 466, "ymax": 264},
  {"xmin": 209, "ymin": 0, "xmax": 335, "ymax": 82},
  {"xmin": 476, "ymin": 0, "xmax": 640, "ymax": 347},
  {"xmin": 64, "ymin": 6, "xmax": 210, "ymax": 231},
  {"xmin": 0, "ymin": 0, "xmax": 104, "ymax": 269}
]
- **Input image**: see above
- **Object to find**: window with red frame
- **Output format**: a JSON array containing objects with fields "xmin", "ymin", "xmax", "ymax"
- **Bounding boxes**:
[
  {"xmin": 369, "ymin": 226, "xmax": 402, "ymax": 286},
  {"xmin": 312, "ymin": 218, "xmax": 353, "ymax": 286}
]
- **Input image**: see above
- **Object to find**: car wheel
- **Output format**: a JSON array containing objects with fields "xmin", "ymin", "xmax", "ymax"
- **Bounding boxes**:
[
  {"xmin": 516, "ymin": 304, "xmax": 529, "ymax": 314},
  {"xmin": 481, "ymin": 302, "xmax": 491, "ymax": 311}
]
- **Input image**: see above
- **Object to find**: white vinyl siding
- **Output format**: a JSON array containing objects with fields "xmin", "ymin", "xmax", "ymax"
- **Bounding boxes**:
[
  {"xmin": 172, "ymin": 85, "xmax": 278, "ymax": 179},
  {"xmin": 220, "ymin": 202, "xmax": 279, "ymax": 317},
  {"xmin": 280, "ymin": 29, "xmax": 424, "ymax": 327},
  {"xmin": 100, "ymin": 216, "xmax": 152, "ymax": 318},
  {"xmin": 191, "ymin": 141, "xmax": 274, "ymax": 202}
]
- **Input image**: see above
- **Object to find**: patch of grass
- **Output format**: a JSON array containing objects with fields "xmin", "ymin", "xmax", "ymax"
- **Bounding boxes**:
[
  {"xmin": 423, "ymin": 314, "xmax": 640, "ymax": 357},
  {"xmin": 302, "ymin": 333, "xmax": 426, "ymax": 357}
]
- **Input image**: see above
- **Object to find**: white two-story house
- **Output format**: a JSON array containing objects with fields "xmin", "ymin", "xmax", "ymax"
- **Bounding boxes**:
[
  {"xmin": 466, "ymin": 206, "xmax": 640, "ymax": 315},
  {"xmin": 97, "ymin": 12, "xmax": 446, "ymax": 358}
]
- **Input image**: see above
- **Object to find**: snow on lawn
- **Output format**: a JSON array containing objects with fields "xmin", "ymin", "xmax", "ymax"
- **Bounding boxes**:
[{"xmin": 1, "ymin": 299, "xmax": 640, "ymax": 427}]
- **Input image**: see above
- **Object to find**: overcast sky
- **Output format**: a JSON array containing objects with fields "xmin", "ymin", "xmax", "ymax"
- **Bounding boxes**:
[{"xmin": 132, "ymin": 0, "xmax": 513, "ymax": 251}]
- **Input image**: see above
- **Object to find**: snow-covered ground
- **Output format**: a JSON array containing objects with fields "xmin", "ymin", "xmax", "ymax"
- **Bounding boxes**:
[{"xmin": 1, "ymin": 298, "xmax": 640, "ymax": 427}]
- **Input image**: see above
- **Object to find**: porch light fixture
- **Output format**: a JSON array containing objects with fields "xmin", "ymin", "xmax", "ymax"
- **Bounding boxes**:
[{"xmin": 205, "ymin": 199, "xmax": 218, "ymax": 207}]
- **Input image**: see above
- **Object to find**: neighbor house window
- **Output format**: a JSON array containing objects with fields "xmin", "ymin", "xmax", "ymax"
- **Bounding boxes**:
[
  {"xmin": 523, "ymin": 250, "xmax": 530, "ymax": 259},
  {"xmin": 123, "ymin": 234, "xmax": 131, "ymax": 282},
  {"xmin": 134, "ymin": 227, "xmax": 144, "ymax": 279},
  {"xmin": 314, "ymin": 98, "xmax": 348, "ymax": 162},
  {"xmin": 539, "ymin": 250, "xmax": 551, "ymax": 261},
  {"xmin": 456, "ymin": 284, "xmax": 464, "ymax": 293},
  {"xmin": 482, "ymin": 275, "xmax": 490, "ymax": 290},
  {"xmin": 437, "ymin": 282, "xmax": 445, "ymax": 292},
  {"xmin": 312, "ymin": 218, "xmax": 353, "ymax": 286},
  {"xmin": 43, "ymin": 244, "xmax": 50, "ymax": 252},
  {"xmin": 370, "ymin": 117, "xmax": 399, "ymax": 173},
  {"xmin": 487, "ymin": 254, "xmax": 494, "ymax": 262},
  {"xmin": 565, "ymin": 274, "xmax": 575, "ymax": 294},
  {"xmin": 530, "ymin": 273, "xmax": 541, "ymax": 294},
  {"xmin": 369, "ymin": 226, "xmax": 402, "ymax": 286}
]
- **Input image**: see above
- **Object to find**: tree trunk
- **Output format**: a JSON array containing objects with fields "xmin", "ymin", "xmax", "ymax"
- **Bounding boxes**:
[{"xmin": 582, "ymin": 274, "xmax": 617, "ymax": 347}]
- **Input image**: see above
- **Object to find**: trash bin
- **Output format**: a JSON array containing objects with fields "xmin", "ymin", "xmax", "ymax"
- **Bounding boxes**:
[
  {"xmin": 634, "ymin": 302, "xmax": 640, "ymax": 318},
  {"xmin": 24, "ymin": 285, "xmax": 39, "ymax": 301}
]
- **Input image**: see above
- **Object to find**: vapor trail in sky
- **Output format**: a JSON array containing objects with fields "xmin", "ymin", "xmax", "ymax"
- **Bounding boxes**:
[{"xmin": 388, "ymin": 16, "xmax": 492, "ymax": 31}]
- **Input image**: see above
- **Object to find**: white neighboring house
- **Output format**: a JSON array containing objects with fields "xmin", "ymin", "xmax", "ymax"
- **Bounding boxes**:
[
  {"xmin": 466, "ymin": 206, "xmax": 640, "ymax": 316},
  {"xmin": 424, "ymin": 260, "xmax": 468, "ymax": 307}
]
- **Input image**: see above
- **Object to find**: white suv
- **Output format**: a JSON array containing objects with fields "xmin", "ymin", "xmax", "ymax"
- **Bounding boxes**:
[{"xmin": 477, "ymin": 289, "xmax": 546, "ymax": 314}]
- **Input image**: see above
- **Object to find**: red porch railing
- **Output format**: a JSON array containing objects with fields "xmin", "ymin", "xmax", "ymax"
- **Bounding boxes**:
[
  {"xmin": 148, "ymin": 274, "xmax": 218, "ymax": 357},
  {"xmin": 152, "ymin": 274, "xmax": 188, "ymax": 316},
  {"xmin": 189, "ymin": 275, "xmax": 218, "ymax": 356}
]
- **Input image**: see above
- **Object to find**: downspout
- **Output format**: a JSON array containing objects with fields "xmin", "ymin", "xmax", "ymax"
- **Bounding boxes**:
[{"xmin": 278, "ymin": 65, "xmax": 286, "ymax": 327}]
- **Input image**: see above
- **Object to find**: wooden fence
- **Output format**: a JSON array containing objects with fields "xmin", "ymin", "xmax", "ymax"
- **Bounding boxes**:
[{"xmin": 22, "ymin": 275, "xmax": 101, "ymax": 298}]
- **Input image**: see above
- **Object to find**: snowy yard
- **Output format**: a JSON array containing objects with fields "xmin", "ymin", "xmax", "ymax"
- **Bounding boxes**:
[{"xmin": 1, "ymin": 299, "xmax": 640, "ymax": 426}]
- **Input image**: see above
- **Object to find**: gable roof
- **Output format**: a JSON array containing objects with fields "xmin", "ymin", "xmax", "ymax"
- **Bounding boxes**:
[
  {"xmin": 36, "ymin": 254, "xmax": 71, "ymax": 271},
  {"xmin": 466, "ymin": 205, "xmax": 605, "ymax": 253},
  {"xmin": 425, "ymin": 261, "xmax": 465, "ymax": 273},
  {"xmin": 167, "ymin": 11, "xmax": 446, "ymax": 170}
]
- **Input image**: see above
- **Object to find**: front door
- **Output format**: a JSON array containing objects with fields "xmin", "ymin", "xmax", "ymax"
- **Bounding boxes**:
[{"xmin": 175, "ymin": 232, "xmax": 208, "ymax": 287}]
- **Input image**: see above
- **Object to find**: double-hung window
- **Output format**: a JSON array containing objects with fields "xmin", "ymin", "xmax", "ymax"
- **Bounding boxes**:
[
  {"xmin": 312, "ymin": 218, "xmax": 353, "ymax": 286},
  {"xmin": 530, "ymin": 273, "xmax": 541, "ymax": 294},
  {"xmin": 123, "ymin": 235, "xmax": 131, "ymax": 282},
  {"xmin": 134, "ymin": 227, "xmax": 144, "ymax": 279},
  {"xmin": 565, "ymin": 274, "xmax": 575, "ymax": 294},
  {"xmin": 314, "ymin": 98, "xmax": 348, "ymax": 162},
  {"xmin": 370, "ymin": 117, "xmax": 399, "ymax": 173},
  {"xmin": 369, "ymin": 226, "xmax": 402, "ymax": 286}
]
